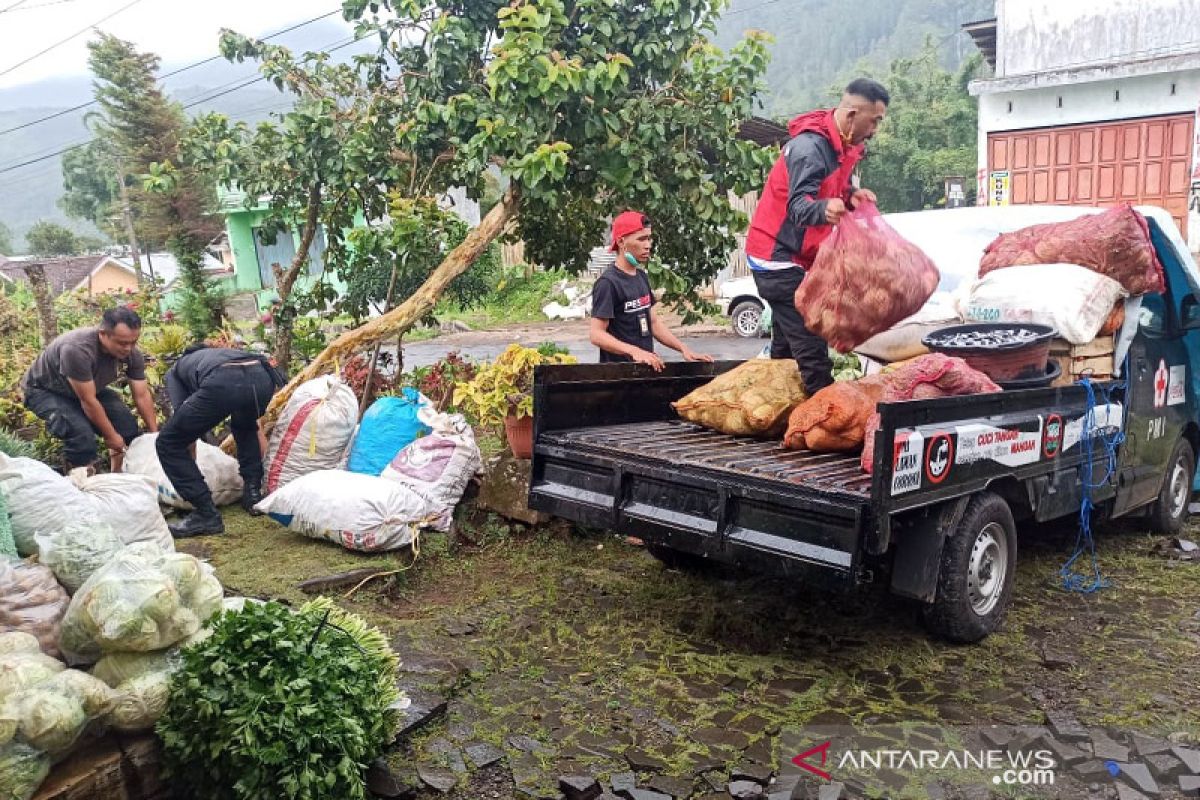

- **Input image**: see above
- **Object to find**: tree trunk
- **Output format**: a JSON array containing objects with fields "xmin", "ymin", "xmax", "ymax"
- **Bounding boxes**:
[
  {"xmin": 23, "ymin": 262, "xmax": 58, "ymax": 346},
  {"xmin": 259, "ymin": 188, "xmax": 518, "ymax": 439},
  {"xmin": 272, "ymin": 185, "xmax": 322, "ymax": 368},
  {"xmin": 117, "ymin": 170, "xmax": 145, "ymax": 284}
]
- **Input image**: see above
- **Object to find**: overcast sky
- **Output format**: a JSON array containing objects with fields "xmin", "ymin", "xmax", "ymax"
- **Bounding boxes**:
[{"xmin": 0, "ymin": 0, "xmax": 356, "ymax": 90}]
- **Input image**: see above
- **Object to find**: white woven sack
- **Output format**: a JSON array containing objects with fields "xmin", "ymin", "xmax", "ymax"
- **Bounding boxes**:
[
  {"xmin": 961, "ymin": 263, "xmax": 1127, "ymax": 345},
  {"xmin": 255, "ymin": 469, "xmax": 433, "ymax": 552},
  {"xmin": 123, "ymin": 433, "xmax": 243, "ymax": 509},
  {"xmin": 71, "ymin": 471, "xmax": 174, "ymax": 552},
  {"xmin": 381, "ymin": 409, "xmax": 481, "ymax": 531},
  {"xmin": 263, "ymin": 376, "xmax": 359, "ymax": 493},
  {"xmin": 0, "ymin": 453, "xmax": 98, "ymax": 557}
]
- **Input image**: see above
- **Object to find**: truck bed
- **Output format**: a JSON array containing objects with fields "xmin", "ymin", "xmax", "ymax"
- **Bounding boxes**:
[{"xmin": 542, "ymin": 420, "xmax": 873, "ymax": 498}]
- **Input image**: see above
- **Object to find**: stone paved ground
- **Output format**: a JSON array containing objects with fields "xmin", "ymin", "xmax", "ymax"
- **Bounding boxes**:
[{"xmin": 189, "ymin": 503, "xmax": 1200, "ymax": 800}]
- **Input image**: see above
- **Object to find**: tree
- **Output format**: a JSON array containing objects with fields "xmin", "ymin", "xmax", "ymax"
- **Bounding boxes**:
[
  {"xmin": 60, "ymin": 140, "xmax": 121, "ymax": 236},
  {"xmin": 856, "ymin": 39, "xmax": 981, "ymax": 212},
  {"xmin": 192, "ymin": 0, "xmax": 774, "ymax": 433},
  {"xmin": 25, "ymin": 220, "xmax": 80, "ymax": 256},
  {"xmin": 87, "ymin": 32, "xmax": 224, "ymax": 339}
]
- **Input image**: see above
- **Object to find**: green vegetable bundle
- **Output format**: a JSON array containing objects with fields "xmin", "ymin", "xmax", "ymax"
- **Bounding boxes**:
[{"xmin": 158, "ymin": 598, "xmax": 403, "ymax": 800}]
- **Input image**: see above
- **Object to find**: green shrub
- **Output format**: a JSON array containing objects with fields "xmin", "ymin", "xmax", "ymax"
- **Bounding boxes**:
[{"xmin": 157, "ymin": 598, "xmax": 402, "ymax": 800}]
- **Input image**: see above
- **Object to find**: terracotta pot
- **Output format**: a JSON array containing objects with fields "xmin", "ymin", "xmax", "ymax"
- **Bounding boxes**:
[{"xmin": 504, "ymin": 414, "xmax": 533, "ymax": 459}]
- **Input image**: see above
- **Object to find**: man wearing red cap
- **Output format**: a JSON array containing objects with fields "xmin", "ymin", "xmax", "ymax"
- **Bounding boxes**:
[
  {"xmin": 590, "ymin": 211, "xmax": 713, "ymax": 370},
  {"xmin": 745, "ymin": 78, "xmax": 889, "ymax": 393}
]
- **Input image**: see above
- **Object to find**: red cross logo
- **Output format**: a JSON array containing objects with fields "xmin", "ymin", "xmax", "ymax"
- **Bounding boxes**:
[{"xmin": 1154, "ymin": 360, "xmax": 1168, "ymax": 407}]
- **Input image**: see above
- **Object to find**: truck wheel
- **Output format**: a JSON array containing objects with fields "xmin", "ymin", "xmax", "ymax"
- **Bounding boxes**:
[
  {"xmin": 922, "ymin": 492, "xmax": 1017, "ymax": 644},
  {"xmin": 730, "ymin": 301, "xmax": 763, "ymax": 339},
  {"xmin": 1148, "ymin": 438, "xmax": 1194, "ymax": 536}
]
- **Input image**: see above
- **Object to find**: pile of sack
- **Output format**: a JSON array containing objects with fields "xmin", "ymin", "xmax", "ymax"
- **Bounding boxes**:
[{"xmin": 252, "ymin": 377, "xmax": 482, "ymax": 552}]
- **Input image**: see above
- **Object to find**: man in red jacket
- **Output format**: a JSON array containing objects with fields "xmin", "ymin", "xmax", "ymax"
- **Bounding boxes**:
[{"xmin": 745, "ymin": 78, "xmax": 889, "ymax": 393}]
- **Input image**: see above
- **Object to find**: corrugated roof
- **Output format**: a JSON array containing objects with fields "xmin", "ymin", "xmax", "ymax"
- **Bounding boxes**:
[{"xmin": 0, "ymin": 255, "xmax": 117, "ymax": 296}]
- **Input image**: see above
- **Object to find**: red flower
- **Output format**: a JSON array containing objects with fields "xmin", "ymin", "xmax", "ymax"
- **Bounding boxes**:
[{"xmin": 261, "ymin": 313, "xmax": 273, "ymax": 324}]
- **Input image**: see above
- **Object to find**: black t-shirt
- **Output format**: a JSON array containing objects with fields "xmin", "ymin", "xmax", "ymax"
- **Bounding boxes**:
[
  {"xmin": 591, "ymin": 265, "xmax": 654, "ymax": 363},
  {"xmin": 22, "ymin": 326, "xmax": 147, "ymax": 397}
]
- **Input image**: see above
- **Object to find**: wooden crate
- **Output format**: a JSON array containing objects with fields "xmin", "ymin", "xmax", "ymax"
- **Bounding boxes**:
[
  {"xmin": 1049, "ymin": 337, "xmax": 1115, "ymax": 388},
  {"xmin": 33, "ymin": 733, "xmax": 167, "ymax": 800}
]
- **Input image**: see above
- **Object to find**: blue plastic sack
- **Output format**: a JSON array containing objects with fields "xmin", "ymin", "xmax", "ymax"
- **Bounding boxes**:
[{"xmin": 347, "ymin": 389, "xmax": 431, "ymax": 475}]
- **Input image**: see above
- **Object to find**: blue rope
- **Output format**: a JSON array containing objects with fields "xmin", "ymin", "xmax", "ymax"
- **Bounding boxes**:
[{"xmin": 1058, "ymin": 377, "xmax": 1126, "ymax": 594}]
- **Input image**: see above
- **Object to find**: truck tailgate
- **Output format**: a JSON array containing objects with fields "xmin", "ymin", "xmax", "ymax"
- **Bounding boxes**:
[{"xmin": 532, "ymin": 418, "xmax": 871, "ymax": 582}]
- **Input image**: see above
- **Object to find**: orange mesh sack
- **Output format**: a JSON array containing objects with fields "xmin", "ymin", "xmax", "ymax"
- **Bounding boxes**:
[
  {"xmin": 673, "ymin": 359, "xmax": 808, "ymax": 437},
  {"xmin": 783, "ymin": 377, "xmax": 886, "ymax": 452},
  {"xmin": 978, "ymin": 205, "xmax": 1164, "ymax": 295},
  {"xmin": 860, "ymin": 354, "xmax": 1001, "ymax": 474},
  {"xmin": 794, "ymin": 202, "xmax": 940, "ymax": 353}
]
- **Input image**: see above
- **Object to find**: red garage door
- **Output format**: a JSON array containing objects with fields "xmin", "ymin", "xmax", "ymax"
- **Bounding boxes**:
[{"xmin": 988, "ymin": 114, "xmax": 1193, "ymax": 237}]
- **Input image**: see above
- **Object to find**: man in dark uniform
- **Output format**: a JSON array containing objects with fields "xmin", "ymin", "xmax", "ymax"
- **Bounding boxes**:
[
  {"xmin": 158, "ymin": 344, "xmax": 285, "ymax": 538},
  {"xmin": 22, "ymin": 306, "xmax": 158, "ymax": 472},
  {"xmin": 589, "ymin": 210, "xmax": 713, "ymax": 369}
]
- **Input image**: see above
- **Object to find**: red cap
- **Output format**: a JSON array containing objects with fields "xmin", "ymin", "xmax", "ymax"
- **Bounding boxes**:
[{"xmin": 609, "ymin": 210, "xmax": 650, "ymax": 251}]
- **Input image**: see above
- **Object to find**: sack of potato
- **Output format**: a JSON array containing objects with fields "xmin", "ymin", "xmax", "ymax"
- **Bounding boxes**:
[
  {"xmin": 783, "ymin": 377, "xmax": 886, "ymax": 452},
  {"xmin": 673, "ymin": 360, "xmax": 808, "ymax": 437}
]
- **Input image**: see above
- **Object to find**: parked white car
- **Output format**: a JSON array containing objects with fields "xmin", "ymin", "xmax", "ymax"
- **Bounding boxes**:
[{"xmin": 716, "ymin": 275, "xmax": 768, "ymax": 338}]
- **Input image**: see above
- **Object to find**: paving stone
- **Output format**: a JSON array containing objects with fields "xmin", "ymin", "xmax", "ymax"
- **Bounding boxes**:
[
  {"xmin": 624, "ymin": 790, "xmax": 671, "ymax": 800},
  {"xmin": 979, "ymin": 725, "xmax": 1016, "ymax": 749},
  {"xmin": 692, "ymin": 726, "xmax": 752, "ymax": 751},
  {"xmin": 817, "ymin": 783, "xmax": 845, "ymax": 800},
  {"xmin": 394, "ymin": 686, "xmax": 448, "ymax": 740},
  {"xmin": 1176, "ymin": 538, "xmax": 1199, "ymax": 553},
  {"xmin": 732, "ymin": 762, "xmax": 775, "ymax": 784},
  {"xmin": 558, "ymin": 775, "xmax": 602, "ymax": 800},
  {"xmin": 727, "ymin": 780, "xmax": 766, "ymax": 799},
  {"xmin": 508, "ymin": 735, "xmax": 552, "ymax": 754},
  {"xmin": 609, "ymin": 771, "xmax": 637, "ymax": 796},
  {"xmin": 1045, "ymin": 710, "xmax": 1090, "ymax": 741},
  {"xmin": 1075, "ymin": 759, "xmax": 1116, "ymax": 780},
  {"xmin": 1116, "ymin": 786, "xmax": 1149, "ymax": 800},
  {"xmin": 464, "ymin": 742, "xmax": 505, "ymax": 770},
  {"xmin": 1115, "ymin": 762, "xmax": 1159, "ymax": 795},
  {"xmin": 1180, "ymin": 775, "xmax": 1200, "ymax": 795},
  {"xmin": 624, "ymin": 748, "xmax": 669, "ymax": 773},
  {"xmin": 1146, "ymin": 753, "xmax": 1186, "ymax": 779},
  {"xmin": 365, "ymin": 758, "xmax": 412, "ymax": 798},
  {"xmin": 1091, "ymin": 731, "xmax": 1131, "ymax": 762},
  {"xmin": 743, "ymin": 737, "xmax": 774, "ymax": 767},
  {"xmin": 416, "ymin": 765, "xmax": 457, "ymax": 793},
  {"xmin": 1132, "ymin": 733, "xmax": 1174, "ymax": 757},
  {"xmin": 645, "ymin": 775, "xmax": 693, "ymax": 798},
  {"xmin": 1173, "ymin": 746, "xmax": 1200, "ymax": 773},
  {"xmin": 1045, "ymin": 736, "xmax": 1091, "ymax": 765},
  {"xmin": 1039, "ymin": 643, "xmax": 1078, "ymax": 670}
]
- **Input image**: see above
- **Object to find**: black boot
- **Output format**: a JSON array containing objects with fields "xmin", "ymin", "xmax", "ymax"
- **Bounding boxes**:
[
  {"xmin": 241, "ymin": 484, "xmax": 264, "ymax": 516},
  {"xmin": 169, "ymin": 500, "xmax": 225, "ymax": 539}
]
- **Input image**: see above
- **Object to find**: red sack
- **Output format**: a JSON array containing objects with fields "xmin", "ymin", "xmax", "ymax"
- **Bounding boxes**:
[
  {"xmin": 860, "ymin": 354, "xmax": 1001, "ymax": 474},
  {"xmin": 979, "ymin": 205, "xmax": 1164, "ymax": 295},
  {"xmin": 795, "ymin": 202, "xmax": 939, "ymax": 353},
  {"xmin": 782, "ymin": 377, "xmax": 886, "ymax": 452}
]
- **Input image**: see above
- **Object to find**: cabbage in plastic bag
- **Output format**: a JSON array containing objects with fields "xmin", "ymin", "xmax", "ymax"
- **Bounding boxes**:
[
  {"xmin": 109, "ymin": 670, "xmax": 172, "ymax": 731},
  {"xmin": 0, "ymin": 652, "xmax": 64, "ymax": 702},
  {"xmin": 0, "ymin": 632, "xmax": 41, "ymax": 657},
  {"xmin": 91, "ymin": 649, "xmax": 178, "ymax": 687},
  {"xmin": 0, "ymin": 688, "xmax": 87, "ymax": 756},
  {"xmin": 43, "ymin": 670, "xmax": 115, "ymax": 717},
  {"xmin": 35, "ymin": 519, "xmax": 123, "ymax": 595},
  {"xmin": 59, "ymin": 544, "xmax": 217, "ymax": 663},
  {"xmin": 0, "ymin": 741, "xmax": 50, "ymax": 800}
]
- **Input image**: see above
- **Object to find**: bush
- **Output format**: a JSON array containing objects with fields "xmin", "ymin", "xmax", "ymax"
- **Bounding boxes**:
[{"xmin": 158, "ymin": 598, "xmax": 402, "ymax": 800}]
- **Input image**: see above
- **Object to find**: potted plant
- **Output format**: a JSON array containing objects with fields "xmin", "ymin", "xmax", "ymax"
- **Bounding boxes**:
[{"xmin": 453, "ymin": 343, "xmax": 575, "ymax": 458}]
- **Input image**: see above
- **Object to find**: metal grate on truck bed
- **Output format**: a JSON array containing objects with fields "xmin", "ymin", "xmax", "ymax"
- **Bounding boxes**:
[{"xmin": 539, "ymin": 420, "xmax": 873, "ymax": 498}]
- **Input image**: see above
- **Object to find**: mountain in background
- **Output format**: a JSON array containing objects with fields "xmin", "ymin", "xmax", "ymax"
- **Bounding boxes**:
[
  {"xmin": 713, "ymin": 0, "xmax": 994, "ymax": 117},
  {"xmin": 0, "ymin": 2, "xmax": 996, "ymax": 252},
  {"xmin": 0, "ymin": 18, "xmax": 363, "ymax": 252}
]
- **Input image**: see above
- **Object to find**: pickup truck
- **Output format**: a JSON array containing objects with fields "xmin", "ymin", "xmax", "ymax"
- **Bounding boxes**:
[{"xmin": 529, "ymin": 205, "xmax": 1200, "ymax": 643}]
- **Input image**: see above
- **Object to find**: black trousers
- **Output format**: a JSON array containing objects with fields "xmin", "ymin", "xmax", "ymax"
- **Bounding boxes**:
[
  {"xmin": 24, "ymin": 385, "xmax": 141, "ymax": 468},
  {"xmin": 156, "ymin": 364, "xmax": 277, "ymax": 508},
  {"xmin": 751, "ymin": 267, "xmax": 834, "ymax": 394}
]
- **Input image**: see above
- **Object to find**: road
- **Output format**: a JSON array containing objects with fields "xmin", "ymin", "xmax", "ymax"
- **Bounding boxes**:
[{"xmin": 394, "ymin": 318, "xmax": 768, "ymax": 368}]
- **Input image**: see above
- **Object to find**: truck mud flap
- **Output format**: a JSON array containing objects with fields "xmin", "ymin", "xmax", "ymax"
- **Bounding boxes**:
[{"xmin": 531, "ymin": 447, "xmax": 864, "ymax": 582}]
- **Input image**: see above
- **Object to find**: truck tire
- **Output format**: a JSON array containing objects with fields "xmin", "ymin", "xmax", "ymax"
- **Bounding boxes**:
[
  {"xmin": 922, "ymin": 491, "xmax": 1017, "ymax": 643},
  {"xmin": 1148, "ymin": 438, "xmax": 1194, "ymax": 536},
  {"xmin": 730, "ymin": 300, "xmax": 764, "ymax": 339}
]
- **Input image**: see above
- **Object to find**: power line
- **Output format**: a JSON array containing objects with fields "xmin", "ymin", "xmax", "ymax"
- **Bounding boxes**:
[
  {"xmin": 0, "ymin": 0, "xmax": 84, "ymax": 12},
  {"xmin": 0, "ymin": 36, "xmax": 363, "ymax": 177},
  {"xmin": 0, "ymin": 0, "xmax": 30, "ymax": 12},
  {"xmin": 0, "ymin": 7, "xmax": 342, "ymax": 137},
  {"xmin": 0, "ymin": 0, "xmax": 146, "ymax": 79}
]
